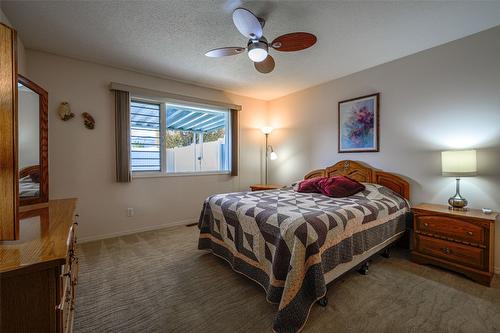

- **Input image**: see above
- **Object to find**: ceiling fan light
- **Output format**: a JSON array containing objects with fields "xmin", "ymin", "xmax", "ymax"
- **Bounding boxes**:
[
  {"xmin": 248, "ymin": 41, "xmax": 268, "ymax": 62},
  {"xmin": 249, "ymin": 48, "xmax": 267, "ymax": 62}
]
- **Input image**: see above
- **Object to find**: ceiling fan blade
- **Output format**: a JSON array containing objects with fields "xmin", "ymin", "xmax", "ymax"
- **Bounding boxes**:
[
  {"xmin": 205, "ymin": 47, "xmax": 246, "ymax": 57},
  {"xmin": 271, "ymin": 32, "xmax": 317, "ymax": 52},
  {"xmin": 232, "ymin": 8, "xmax": 263, "ymax": 40},
  {"xmin": 254, "ymin": 55, "xmax": 275, "ymax": 74}
]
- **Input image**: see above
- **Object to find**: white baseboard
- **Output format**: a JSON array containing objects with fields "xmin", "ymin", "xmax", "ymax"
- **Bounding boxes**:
[{"xmin": 78, "ymin": 218, "xmax": 197, "ymax": 244}]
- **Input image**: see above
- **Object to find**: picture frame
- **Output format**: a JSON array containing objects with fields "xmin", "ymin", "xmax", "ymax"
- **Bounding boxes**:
[{"xmin": 338, "ymin": 93, "xmax": 380, "ymax": 153}]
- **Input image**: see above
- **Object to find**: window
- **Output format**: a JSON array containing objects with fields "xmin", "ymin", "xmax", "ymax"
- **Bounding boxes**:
[{"xmin": 130, "ymin": 99, "xmax": 233, "ymax": 175}]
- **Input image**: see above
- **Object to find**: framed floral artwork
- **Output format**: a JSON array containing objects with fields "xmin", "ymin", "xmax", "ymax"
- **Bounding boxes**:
[{"xmin": 338, "ymin": 93, "xmax": 379, "ymax": 153}]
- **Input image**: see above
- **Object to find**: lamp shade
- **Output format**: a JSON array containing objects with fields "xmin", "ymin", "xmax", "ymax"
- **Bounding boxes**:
[
  {"xmin": 261, "ymin": 127, "xmax": 273, "ymax": 134},
  {"xmin": 441, "ymin": 150, "xmax": 477, "ymax": 176}
]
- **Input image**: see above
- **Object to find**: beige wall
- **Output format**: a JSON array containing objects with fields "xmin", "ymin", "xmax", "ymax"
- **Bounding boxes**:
[
  {"xmin": 26, "ymin": 50, "xmax": 268, "ymax": 242},
  {"xmin": 268, "ymin": 26, "xmax": 500, "ymax": 272}
]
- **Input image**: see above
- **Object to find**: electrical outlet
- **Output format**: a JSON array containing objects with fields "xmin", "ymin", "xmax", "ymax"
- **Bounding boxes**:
[{"xmin": 127, "ymin": 208, "xmax": 134, "ymax": 217}]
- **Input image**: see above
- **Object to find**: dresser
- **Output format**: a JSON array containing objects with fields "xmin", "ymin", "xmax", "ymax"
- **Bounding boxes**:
[
  {"xmin": 411, "ymin": 203, "xmax": 497, "ymax": 286},
  {"xmin": 0, "ymin": 199, "xmax": 79, "ymax": 332}
]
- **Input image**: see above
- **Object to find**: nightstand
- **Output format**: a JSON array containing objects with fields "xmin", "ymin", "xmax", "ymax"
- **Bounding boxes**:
[
  {"xmin": 411, "ymin": 203, "xmax": 497, "ymax": 286},
  {"xmin": 250, "ymin": 184, "xmax": 283, "ymax": 191}
]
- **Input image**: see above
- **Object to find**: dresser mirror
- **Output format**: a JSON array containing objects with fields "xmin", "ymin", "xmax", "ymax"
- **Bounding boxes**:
[{"xmin": 17, "ymin": 75, "xmax": 48, "ymax": 206}]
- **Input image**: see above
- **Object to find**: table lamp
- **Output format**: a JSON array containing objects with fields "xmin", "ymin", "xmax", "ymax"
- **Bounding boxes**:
[{"xmin": 441, "ymin": 150, "xmax": 477, "ymax": 210}]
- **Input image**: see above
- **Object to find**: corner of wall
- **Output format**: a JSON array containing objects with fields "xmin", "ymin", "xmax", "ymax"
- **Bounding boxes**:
[
  {"xmin": 1, "ymin": 6, "xmax": 27, "ymax": 75},
  {"xmin": 0, "ymin": 5, "xmax": 11, "ymax": 25}
]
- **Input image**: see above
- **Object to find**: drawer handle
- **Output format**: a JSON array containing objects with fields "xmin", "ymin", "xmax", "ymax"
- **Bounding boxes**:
[
  {"xmin": 466, "ymin": 231, "xmax": 473, "ymax": 236},
  {"xmin": 441, "ymin": 247, "xmax": 451, "ymax": 255},
  {"xmin": 423, "ymin": 223, "xmax": 429, "ymax": 227}
]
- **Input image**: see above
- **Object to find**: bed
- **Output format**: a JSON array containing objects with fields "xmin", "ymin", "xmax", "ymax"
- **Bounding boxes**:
[
  {"xmin": 198, "ymin": 160, "xmax": 411, "ymax": 333},
  {"xmin": 19, "ymin": 165, "xmax": 41, "ymax": 198}
]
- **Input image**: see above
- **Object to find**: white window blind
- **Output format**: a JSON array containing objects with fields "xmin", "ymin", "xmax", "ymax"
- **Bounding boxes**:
[{"xmin": 130, "ymin": 101, "xmax": 161, "ymax": 172}]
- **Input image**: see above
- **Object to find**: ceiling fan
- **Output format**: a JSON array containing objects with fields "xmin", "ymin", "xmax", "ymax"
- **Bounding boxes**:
[{"xmin": 205, "ymin": 7, "xmax": 317, "ymax": 74}]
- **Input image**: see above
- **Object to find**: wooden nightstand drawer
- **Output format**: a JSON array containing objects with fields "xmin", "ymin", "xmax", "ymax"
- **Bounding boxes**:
[
  {"xmin": 415, "ymin": 234, "xmax": 485, "ymax": 270},
  {"xmin": 415, "ymin": 215, "xmax": 484, "ymax": 245}
]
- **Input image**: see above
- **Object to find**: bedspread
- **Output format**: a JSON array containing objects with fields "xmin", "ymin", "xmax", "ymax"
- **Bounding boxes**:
[{"xmin": 198, "ymin": 183, "xmax": 409, "ymax": 333}]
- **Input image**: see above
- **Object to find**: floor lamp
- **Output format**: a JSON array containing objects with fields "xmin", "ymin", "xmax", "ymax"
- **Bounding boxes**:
[{"xmin": 262, "ymin": 127, "xmax": 278, "ymax": 184}]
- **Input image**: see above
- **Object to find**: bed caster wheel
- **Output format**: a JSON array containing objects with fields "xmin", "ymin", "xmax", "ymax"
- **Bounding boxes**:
[
  {"xmin": 358, "ymin": 261, "xmax": 369, "ymax": 275},
  {"xmin": 381, "ymin": 247, "xmax": 391, "ymax": 258},
  {"xmin": 318, "ymin": 296, "xmax": 328, "ymax": 307}
]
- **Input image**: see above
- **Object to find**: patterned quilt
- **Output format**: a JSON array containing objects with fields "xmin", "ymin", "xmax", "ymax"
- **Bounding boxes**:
[
  {"xmin": 19, "ymin": 176, "xmax": 40, "ymax": 198},
  {"xmin": 198, "ymin": 183, "xmax": 410, "ymax": 333}
]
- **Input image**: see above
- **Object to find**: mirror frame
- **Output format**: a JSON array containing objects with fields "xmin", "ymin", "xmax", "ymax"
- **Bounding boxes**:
[{"xmin": 18, "ymin": 74, "xmax": 48, "ymax": 206}]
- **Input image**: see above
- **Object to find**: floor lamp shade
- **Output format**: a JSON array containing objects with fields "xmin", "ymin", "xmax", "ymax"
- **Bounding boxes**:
[{"xmin": 261, "ymin": 127, "xmax": 273, "ymax": 135}]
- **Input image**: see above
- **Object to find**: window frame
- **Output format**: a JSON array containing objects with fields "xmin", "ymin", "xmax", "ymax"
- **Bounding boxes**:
[{"xmin": 130, "ymin": 96, "xmax": 233, "ymax": 178}]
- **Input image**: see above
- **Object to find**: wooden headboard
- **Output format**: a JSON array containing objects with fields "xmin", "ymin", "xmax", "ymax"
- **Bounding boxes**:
[
  {"xmin": 19, "ymin": 165, "xmax": 40, "ymax": 180},
  {"xmin": 304, "ymin": 160, "xmax": 410, "ymax": 200}
]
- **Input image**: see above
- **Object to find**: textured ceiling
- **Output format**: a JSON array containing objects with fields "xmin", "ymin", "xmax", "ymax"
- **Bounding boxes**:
[{"xmin": 3, "ymin": 1, "xmax": 500, "ymax": 100}]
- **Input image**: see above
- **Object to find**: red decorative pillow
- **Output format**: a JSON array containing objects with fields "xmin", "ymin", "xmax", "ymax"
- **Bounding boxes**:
[
  {"xmin": 317, "ymin": 176, "xmax": 365, "ymax": 198},
  {"xmin": 297, "ymin": 177, "xmax": 324, "ymax": 193}
]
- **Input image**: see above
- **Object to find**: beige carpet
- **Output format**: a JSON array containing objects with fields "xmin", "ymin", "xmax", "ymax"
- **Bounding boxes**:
[{"xmin": 74, "ymin": 225, "xmax": 500, "ymax": 333}]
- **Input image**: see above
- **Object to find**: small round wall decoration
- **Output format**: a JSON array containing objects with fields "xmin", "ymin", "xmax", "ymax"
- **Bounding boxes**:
[
  {"xmin": 81, "ymin": 112, "xmax": 95, "ymax": 129},
  {"xmin": 57, "ymin": 102, "xmax": 74, "ymax": 121}
]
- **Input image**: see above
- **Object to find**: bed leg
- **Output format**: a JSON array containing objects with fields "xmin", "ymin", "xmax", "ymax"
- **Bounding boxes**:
[
  {"xmin": 357, "ymin": 261, "xmax": 369, "ymax": 275},
  {"xmin": 318, "ymin": 295, "xmax": 328, "ymax": 307},
  {"xmin": 381, "ymin": 246, "xmax": 392, "ymax": 258}
]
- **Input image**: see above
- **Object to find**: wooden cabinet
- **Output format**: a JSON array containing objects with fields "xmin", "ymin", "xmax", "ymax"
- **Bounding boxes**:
[
  {"xmin": 411, "ymin": 203, "xmax": 497, "ymax": 286},
  {"xmin": 58, "ymin": 220, "xmax": 79, "ymax": 333},
  {"xmin": 0, "ymin": 23, "xmax": 18, "ymax": 240},
  {"xmin": 250, "ymin": 184, "xmax": 283, "ymax": 191},
  {"xmin": 0, "ymin": 199, "xmax": 79, "ymax": 332}
]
